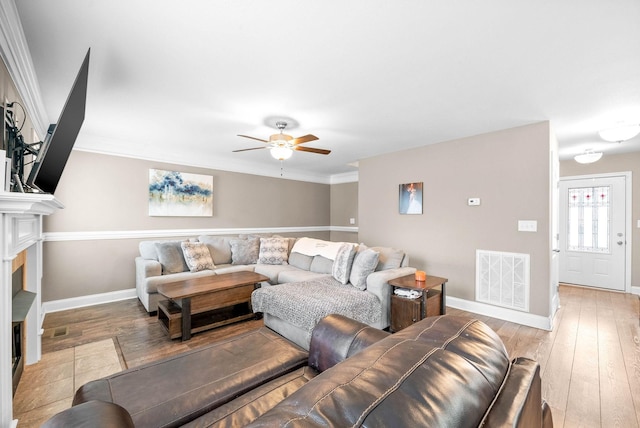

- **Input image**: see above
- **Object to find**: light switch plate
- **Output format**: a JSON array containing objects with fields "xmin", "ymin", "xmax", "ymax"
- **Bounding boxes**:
[
  {"xmin": 468, "ymin": 198, "xmax": 481, "ymax": 206},
  {"xmin": 518, "ymin": 220, "xmax": 537, "ymax": 232}
]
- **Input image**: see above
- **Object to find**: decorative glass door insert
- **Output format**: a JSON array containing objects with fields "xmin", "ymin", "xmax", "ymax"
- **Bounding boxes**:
[{"xmin": 567, "ymin": 186, "xmax": 610, "ymax": 253}]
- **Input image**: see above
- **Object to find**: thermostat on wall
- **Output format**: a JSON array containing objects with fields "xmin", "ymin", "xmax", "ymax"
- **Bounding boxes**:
[{"xmin": 468, "ymin": 198, "xmax": 481, "ymax": 206}]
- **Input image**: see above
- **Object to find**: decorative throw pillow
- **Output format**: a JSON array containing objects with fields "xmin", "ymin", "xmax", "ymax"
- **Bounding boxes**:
[
  {"xmin": 332, "ymin": 243, "xmax": 357, "ymax": 284},
  {"xmin": 155, "ymin": 241, "xmax": 189, "ymax": 274},
  {"xmin": 230, "ymin": 238, "xmax": 260, "ymax": 265},
  {"xmin": 349, "ymin": 248, "xmax": 380, "ymax": 290},
  {"xmin": 258, "ymin": 237, "xmax": 289, "ymax": 265},
  {"xmin": 181, "ymin": 241, "xmax": 215, "ymax": 272}
]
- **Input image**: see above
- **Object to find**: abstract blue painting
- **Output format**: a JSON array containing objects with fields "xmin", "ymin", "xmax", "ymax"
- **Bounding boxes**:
[{"xmin": 148, "ymin": 169, "xmax": 213, "ymax": 216}]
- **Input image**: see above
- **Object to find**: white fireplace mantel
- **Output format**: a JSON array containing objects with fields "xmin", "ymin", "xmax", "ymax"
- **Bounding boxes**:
[{"xmin": 0, "ymin": 191, "xmax": 63, "ymax": 427}]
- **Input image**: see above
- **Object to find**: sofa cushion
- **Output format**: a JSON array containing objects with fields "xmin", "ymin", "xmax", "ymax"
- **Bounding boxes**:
[
  {"xmin": 258, "ymin": 237, "xmax": 290, "ymax": 265},
  {"xmin": 349, "ymin": 248, "xmax": 379, "ymax": 290},
  {"xmin": 288, "ymin": 252, "xmax": 313, "ymax": 271},
  {"xmin": 181, "ymin": 241, "xmax": 215, "ymax": 272},
  {"xmin": 198, "ymin": 235, "xmax": 237, "ymax": 265},
  {"xmin": 277, "ymin": 270, "xmax": 331, "ymax": 284},
  {"xmin": 139, "ymin": 241, "xmax": 160, "ymax": 260},
  {"xmin": 155, "ymin": 241, "xmax": 189, "ymax": 274},
  {"xmin": 332, "ymin": 243, "xmax": 357, "ymax": 285},
  {"xmin": 310, "ymin": 256, "xmax": 333, "ymax": 274},
  {"xmin": 73, "ymin": 327, "xmax": 309, "ymax": 428},
  {"xmin": 254, "ymin": 264, "xmax": 298, "ymax": 284},
  {"xmin": 230, "ymin": 238, "xmax": 260, "ymax": 265},
  {"xmin": 371, "ymin": 246, "xmax": 405, "ymax": 271}
]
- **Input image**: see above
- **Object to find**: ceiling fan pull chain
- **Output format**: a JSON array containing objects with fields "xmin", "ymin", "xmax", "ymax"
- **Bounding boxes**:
[{"xmin": 280, "ymin": 159, "xmax": 284, "ymax": 177}]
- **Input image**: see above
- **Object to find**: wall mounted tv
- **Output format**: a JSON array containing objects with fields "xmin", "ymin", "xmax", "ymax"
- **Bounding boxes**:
[{"xmin": 26, "ymin": 48, "xmax": 90, "ymax": 194}]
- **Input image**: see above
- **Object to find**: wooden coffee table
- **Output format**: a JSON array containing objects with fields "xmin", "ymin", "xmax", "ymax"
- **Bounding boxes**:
[{"xmin": 156, "ymin": 271, "xmax": 269, "ymax": 341}]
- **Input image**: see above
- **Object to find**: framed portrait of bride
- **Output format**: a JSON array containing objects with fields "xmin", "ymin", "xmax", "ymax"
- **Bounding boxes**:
[{"xmin": 399, "ymin": 182, "xmax": 423, "ymax": 214}]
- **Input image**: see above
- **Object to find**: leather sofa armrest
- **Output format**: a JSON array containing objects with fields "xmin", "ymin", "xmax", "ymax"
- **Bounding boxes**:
[
  {"xmin": 41, "ymin": 400, "xmax": 134, "ymax": 428},
  {"xmin": 309, "ymin": 314, "xmax": 389, "ymax": 373}
]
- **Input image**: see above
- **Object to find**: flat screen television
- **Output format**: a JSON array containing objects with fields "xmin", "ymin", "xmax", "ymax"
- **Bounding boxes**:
[{"xmin": 26, "ymin": 48, "xmax": 90, "ymax": 194}]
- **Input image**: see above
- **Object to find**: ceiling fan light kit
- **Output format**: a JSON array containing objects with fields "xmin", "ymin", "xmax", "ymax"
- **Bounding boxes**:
[
  {"xmin": 233, "ymin": 120, "xmax": 330, "ymax": 162},
  {"xmin": 270, "ymin": 146, "xmax": 293, "ymax": 160},
  {"xmin": 598, "ymin": 124, "xmax": 640, "ymax": 142}
]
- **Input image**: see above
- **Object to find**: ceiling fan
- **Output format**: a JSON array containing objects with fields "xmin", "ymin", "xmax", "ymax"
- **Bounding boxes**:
[{"xmin": 234, "ymin": 121, "xmax": 331, "ymax": 160}]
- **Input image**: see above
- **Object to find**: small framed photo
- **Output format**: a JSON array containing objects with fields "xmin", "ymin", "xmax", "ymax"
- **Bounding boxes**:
[{"xmin": 399, "ymin": 182, "xmax": 423, "ymax": 214}]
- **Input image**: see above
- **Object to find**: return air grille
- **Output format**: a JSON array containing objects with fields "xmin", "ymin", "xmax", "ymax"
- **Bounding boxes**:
[{"xmin": 476, "ymin": 250, "xmax": 530, "ymax": 312}]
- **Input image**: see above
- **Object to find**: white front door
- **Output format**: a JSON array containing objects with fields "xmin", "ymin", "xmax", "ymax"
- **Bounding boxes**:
[{"xmin": 559, "ymin": 176, "xmax": 626, "ymax": 291}]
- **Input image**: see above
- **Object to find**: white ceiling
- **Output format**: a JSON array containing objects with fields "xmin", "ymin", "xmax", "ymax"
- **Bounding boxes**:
[{"xmin": 13, "ymin": 0, "xmax": 640, "ymax": 182}]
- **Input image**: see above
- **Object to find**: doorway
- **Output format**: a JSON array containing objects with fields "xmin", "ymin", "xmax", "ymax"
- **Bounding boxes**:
[{"xmin": 559, "ymin": 174, "xmax": 628, "ymax": 291}]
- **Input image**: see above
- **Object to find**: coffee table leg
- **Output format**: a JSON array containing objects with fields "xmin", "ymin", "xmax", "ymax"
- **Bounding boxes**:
[{"xmin": 181, "ymin": 297, "xmax": 191, "ymax": 341}]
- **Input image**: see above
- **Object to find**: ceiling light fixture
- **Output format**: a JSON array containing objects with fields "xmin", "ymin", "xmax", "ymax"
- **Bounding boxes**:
[
  {"xmin": 574, "ymin": 149, "xmax": 603, "ymax": 164},
  {"xmin": 270, "ymin": 144, "xmax": 293, "ymax": 160},
  {"xmin": 598, "ymin": 124, "xmax": 640, "ymax": 142}
]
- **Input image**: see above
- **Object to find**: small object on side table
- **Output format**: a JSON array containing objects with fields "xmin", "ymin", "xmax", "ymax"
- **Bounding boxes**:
[{"xmin": 389, "ymin": 274, "xmax": 447, "ymax": 333}]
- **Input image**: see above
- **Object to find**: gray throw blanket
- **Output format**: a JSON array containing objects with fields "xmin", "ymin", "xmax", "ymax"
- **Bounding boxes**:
[{"xmin": 252, "ymin": 277, "xmax": 381, "ymax": 333}]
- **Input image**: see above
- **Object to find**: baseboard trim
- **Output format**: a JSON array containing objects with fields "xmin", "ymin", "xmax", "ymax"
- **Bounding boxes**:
[
  {"xmin": 42, "ymin": 288, "xmax": 137, "ymax": 315},
  {"xmin": 631, "ymin": 286, "xmax": 640, "ymax": 296},
  {"xmin": 43, "ymin": 226, "xmax": 358, "ymax": 242},
  {"xmin": 447, "ymin": 296, "xmax": 553, "ymax": 331}
]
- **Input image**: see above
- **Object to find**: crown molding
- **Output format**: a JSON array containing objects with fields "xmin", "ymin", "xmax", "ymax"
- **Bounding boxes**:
[{"xmin": 0, "ymin": 0, "xmax": 48, "ymax": 138}]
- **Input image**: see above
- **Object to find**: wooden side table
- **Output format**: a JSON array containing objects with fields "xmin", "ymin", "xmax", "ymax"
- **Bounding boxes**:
[{"xmin": 388, "ymin": 274, "xmax": 447, "ymax": 333}]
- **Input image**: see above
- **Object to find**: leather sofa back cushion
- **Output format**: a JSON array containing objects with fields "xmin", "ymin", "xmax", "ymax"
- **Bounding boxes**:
[{"xmin": 247, "ymin": 316, "xmax": 510, "ymax": 427}]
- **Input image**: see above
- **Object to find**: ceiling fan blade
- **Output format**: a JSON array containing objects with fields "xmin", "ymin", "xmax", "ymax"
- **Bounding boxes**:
[
  {"xmin": 291, "ymin": 134, "xmax": 319, "ymax": 145},
  {"xmin": 232, "ymin": 146, "xmax": 267, "ymax": 152},
  {"xmin": 237, "ymin": 134, "xmax": 269, "ymax": 143},
  {"xmin": 294, "ymin": 146, "xmax": 331, "ymax": 155}
]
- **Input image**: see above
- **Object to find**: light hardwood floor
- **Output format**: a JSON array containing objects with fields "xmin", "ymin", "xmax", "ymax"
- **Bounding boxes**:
[{"xmin": 13, "ymin": 284, "xmax": 640, "ymax": 427}]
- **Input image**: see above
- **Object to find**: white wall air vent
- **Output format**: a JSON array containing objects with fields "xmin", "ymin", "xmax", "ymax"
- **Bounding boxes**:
[{"xmin": 476, "ymin": 250, "xmax": 530, "ymax": 312}]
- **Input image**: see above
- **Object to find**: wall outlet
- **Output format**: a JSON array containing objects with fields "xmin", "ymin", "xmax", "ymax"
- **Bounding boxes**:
[
  {"xmin": 468, "ymin": 198, "xmax": 481, "ymax": 206},
  {"xmin": 349, "ymin": 218, "xmax": 356, "ymax": 225},
  {"xmin": 518, "ymin": 220, "xmax": 538, "ymax": 232}
]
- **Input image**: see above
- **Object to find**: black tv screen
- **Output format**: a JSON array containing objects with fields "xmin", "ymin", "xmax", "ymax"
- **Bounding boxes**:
[{"xmin": 27, "ymin": 48, "xmax": 90, "ymax": 194}]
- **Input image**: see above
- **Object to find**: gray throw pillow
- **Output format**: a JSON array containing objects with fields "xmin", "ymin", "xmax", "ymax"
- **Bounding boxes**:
[
  {"xmin": 155, "ymin": 241, "xmax": 189, "ymax": 274},
  {"xmin": 230, "ymin": 238, "xmax": 260, "ymax": 265},
  {"xmin": 349, "ymin": 248, "xmax": 379, "ymax": 290},
  {"xmin": 332, "ymin": 243, "xmax": 357, "ymax": 284}
]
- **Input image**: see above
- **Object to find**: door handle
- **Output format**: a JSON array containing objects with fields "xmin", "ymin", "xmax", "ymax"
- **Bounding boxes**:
[{"xmin": 617, "ymin": 241, "xmax": 624, "ymax": 245}]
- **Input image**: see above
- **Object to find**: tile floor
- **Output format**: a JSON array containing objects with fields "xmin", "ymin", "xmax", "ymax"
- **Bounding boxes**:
[{"xmin": 12, "ymin": 339, "xmax": 122, "ymax": 427}]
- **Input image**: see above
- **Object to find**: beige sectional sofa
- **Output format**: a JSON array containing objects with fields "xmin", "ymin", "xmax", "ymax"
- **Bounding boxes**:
[{"xmin": 135, "ymin": 234, "xmax": 414, "ymax": 347}]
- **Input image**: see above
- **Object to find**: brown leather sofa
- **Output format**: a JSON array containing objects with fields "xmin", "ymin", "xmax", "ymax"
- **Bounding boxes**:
[{"xmin": 42, "ymin": 314, "xmax": 553, "ymax": 427}]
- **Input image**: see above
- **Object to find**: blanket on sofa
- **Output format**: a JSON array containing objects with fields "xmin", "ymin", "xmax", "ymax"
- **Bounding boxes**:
[{"xmin": 252, "ymin": 277, "xmax": 381, "ymax": 332}]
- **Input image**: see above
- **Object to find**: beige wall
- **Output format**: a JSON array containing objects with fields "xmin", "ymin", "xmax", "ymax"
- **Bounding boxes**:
[
  {"xmin": 330, "ymin": 181, "xmax": 358, "ymax": 243},
  {"xmin": 560, "ymin": 152, "xmax": 640, "ymax": 288},
  {"xmin": 41, "ymin": 151, "xmax": 331, "ymax": 301},
  {"xmin": 358, "ymin": 122, "xmax": 553, "ymax": 317}
]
